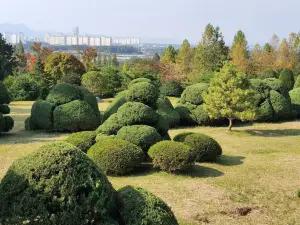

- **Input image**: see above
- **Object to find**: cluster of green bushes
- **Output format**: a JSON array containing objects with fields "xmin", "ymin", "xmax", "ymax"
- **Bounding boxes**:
[
  {"xmin": 0, "ymin": 142, "xmax": 179, "ymax": 225},
  {"xmin": 25, "ymin": 83, "xmax": 101, "ymax": 132},
  {"xmin": 0, "ymin": 81, "xmax": 14, "ymax": 133}
]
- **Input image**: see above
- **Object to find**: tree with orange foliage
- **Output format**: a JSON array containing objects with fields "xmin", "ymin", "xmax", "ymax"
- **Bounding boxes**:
[
  {"xmin": 230, "ymin": 30, "xmax": 248, "ymax": 72},
  {"xmin": 82, "ymin": 47, "xmax": 98, "ymax": 71},
  {"xmin": 275, "ymin": 39, "xmax": 292, "ymax": 70},
  {"xmin": 259, "ymin": 43, "xmax": 276, "ymax": 71}
]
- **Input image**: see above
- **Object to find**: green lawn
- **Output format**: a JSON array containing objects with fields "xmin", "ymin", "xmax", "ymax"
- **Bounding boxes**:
[{"xmin": 1, "ymin": 101, "xmax": 300, "ymax": 225}]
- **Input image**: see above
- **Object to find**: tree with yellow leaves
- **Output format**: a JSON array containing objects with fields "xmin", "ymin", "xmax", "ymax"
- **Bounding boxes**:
[
  {"xmin": 275, "ymin": 39, "xmax": 292, "ymax": 69},
  {"xmin": 230, "ymin": 30, "xmax": 248, "ymax": 72}
]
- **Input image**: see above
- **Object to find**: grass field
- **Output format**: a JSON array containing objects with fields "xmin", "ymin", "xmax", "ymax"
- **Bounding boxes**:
[{"xmin": 1, "ymin": 101, "xmax": 300, "ymax": 225}]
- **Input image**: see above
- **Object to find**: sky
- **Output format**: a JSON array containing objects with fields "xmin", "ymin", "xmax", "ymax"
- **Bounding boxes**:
[{"xmin": 1, "ymin": 0, "xmax": 300, "ymax": 44}]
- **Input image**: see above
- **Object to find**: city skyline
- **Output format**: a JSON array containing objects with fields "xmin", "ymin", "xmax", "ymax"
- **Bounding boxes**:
[{"xmin": 1, "ymin": 0, "xmax": 300, "ymax": 45}]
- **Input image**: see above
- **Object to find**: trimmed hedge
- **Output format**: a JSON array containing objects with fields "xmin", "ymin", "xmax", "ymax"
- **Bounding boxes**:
[
  {"xmin": 117, "ymin": 102, "xmax": 158, "ymax": 126},
  {"xmin": 64, "ymin": 131, "xmax": 96, "ymax": 153},
  {"xmin": 54, "ymin": 100, "xmax": 99, "ymax": 132},
  {"xmin": 156, "ymin": 107, "xmax": 180, "ymax": 128},
  {"xmin": 102, "ymin": 91, "xmax": 127, "ymax": 122},
  {"xmin": 78, "ymin": 86, "xmax": 99, "ymax": 113},
  {"xmin": 0, "ymin": 81, "xmax": 11, "ymax": 104},
  {"xmin": 264, "ymin": 78, "xmax": 285, "ymax": 94},
  {"xmin": 180, "ymin": 83, "xmax": 209, "ymax": 105},
  {"xmin": 148, "ymin": 141, "xmax": 193, "ymax": 173},
  {"xmin": 118, "ymin": 186, "xmax": 179, "ymax": 225},
  {"xmin": 46, "ymin": 83, "xmax": 82, "ymax": 105},
  {"xmin": 96, "ymin": 133, "xmax": 117, "ymax": 142},
  {"xmin": 128, "ymin": 78, "xmax": 152, "ymax": 87},
  {"xmin": 294, "ymin": 76, "xmax": 300, "ymax": 89},
  {"xmin": 126, "ymin": 82, "xmax": 159, "ymax": 106},
  {"xmin": 154, "ymin": 96, "xmax": 174, "ymax": 110},
  {"xmin": 174, "ymin": 133, "xmax": 222, "ymax": 162},
  {"xmin": 191, "ymin": 105, "xmax": 210, "ymax": 126},
  {"xmin": 269, "ymin": 90, "xmax": 291, "ymax": 120},
  {"xmin": 87, "ymin": 139, "xmax": 144, "ymax": 175},
  {"xmin": 0, "ymin": 104, "xmax": 10, "ymax": 114},
  {"xmin": 31, "ymin": 100, "xmax": 55, "ymax": 130},
  {"xmin": 174, "ymin": 104, "xmax": 196, "ymax": 125},
  {"xmin": 154, "ymin": 114, "xmax": 169, "ymax": 136},
  {"xmin": 258, "ymin": 99, "xmax": 274, "ymax": 122},
  {"xmin": 279, "ymin": 68, "xmax": 294, "ymax": 91},
  {"xmin": 24, "ymin": 116, "xmax": 39, "ymax": 131},
  {"xmin": 3, "ymin": 116, "xmax": 14, "ymax": 132},
  {"xmin": 260, "ymin": 69, "xmax": 278, "ymax": 79},
  {"xmin": 117, "ymin": 125, "xmax": 162, "ymax": 152},
  {"xmin": 0, "ymin": 142, "xmax": 119, "ymax": 225},
  {"xmin": 97, "ymin": 114, "xmax": 123, "ymax": 135},
  {"xmin": 159, "ymin": 81, "xmax": 183, "ymax": 97},
  {"xmin": 289, "ymin": 88, "xmax": 300, "ymax": 117}
]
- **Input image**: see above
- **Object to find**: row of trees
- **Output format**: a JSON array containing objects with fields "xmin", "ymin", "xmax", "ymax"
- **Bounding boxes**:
[{"xmin": 160, "ymin": 24, "xmax": 300, "ymax": 83}]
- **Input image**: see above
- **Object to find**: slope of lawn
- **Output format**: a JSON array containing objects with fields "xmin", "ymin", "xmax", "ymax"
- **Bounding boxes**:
[{"xmin": 0, "ymin": 101, "xmax": 299, "ymax": 225}]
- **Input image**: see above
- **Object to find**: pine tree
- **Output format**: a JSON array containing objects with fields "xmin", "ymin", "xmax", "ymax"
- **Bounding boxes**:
[
  {"xmin": 276, "ymin": 39, "xmax": 291, "ymax": 69},
  {"xmin": 202, "ymin": 62, "xmax": 258, "ymax": 130},
  {"xmin": 175, "ymin": 39, "xmax": 192, "ymax": 81},
  {"xmin": 34, "ymin": 56, "xmax": 44, "ymax": 75},
  {"xmin": 191, "ymin": 24, "xmax": 228, "ymax": 82},
  {"xmin": 161, "ymin": 45, "xmax": 177, "ymax": 63},
  {"xmin": 230, "ymin": 30, "xmax": 248, "ymax": 72},
  {"xmin": 259, "ymin": 43, "xmax": 276, "ymax": 71},
  {"xmin": 247, "ymin": 44, "xmax": 262, "ymax": 76}
]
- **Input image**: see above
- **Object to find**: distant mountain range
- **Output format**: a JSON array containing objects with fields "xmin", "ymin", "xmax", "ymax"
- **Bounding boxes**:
[{"xmin": 0, "ymin": 23, "xmax": 44, "ymax": 37}]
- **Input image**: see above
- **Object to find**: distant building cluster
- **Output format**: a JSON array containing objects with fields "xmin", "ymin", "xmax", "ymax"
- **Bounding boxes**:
[
  {"xmin": 43, "ymin": 27, "xmax": 140, "ymax": 47},
  {"xmin": 3, "ymin": 32, "xmax": 25, "ymax": 45}
]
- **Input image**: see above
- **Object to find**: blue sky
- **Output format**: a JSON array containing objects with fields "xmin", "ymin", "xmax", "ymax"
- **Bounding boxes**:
[{"xmin": 1, "ymin": 0, "xmax": 299, "ymax": 44}]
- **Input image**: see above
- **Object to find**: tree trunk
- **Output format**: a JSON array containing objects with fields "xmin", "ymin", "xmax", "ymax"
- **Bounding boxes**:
[{"xmin": 228, "ymin": 118, "xmax": 233, "ymax": 131}]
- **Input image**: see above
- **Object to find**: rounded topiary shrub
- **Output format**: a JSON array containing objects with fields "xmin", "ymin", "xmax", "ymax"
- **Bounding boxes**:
[
  {"xmin": 156, "ymin": 107, "xmax": 180, "ymax": 128},
  {"xmin": 180, "ymin": 83, "xmax": 209, "ymax": 105},
  {"xmin": 117, "ymin": 102, "xmax": 158, "ymax": 126},
  {"xmin": 96, "ymin": 133, "xmax": 116, "ymax": 142},
  {"xmin": 30, "ymin": 100, "xmax": 55, "ymax": 130},
  {"xmin": 279, "ymin": 68, "xmax": 294, "ymax": 91},
  {"xmin": 175, "ymin": 104, "xmax": 196, "ymax": 125},
  {"xmin": 128, "ymin": 78, "xmax": 152, "ymax": 87},
  {"xmin": 117, "ymin": 125, "xmax": 162, "ymax": 152},
  {"xmin": 191, "ymin": 105, "xmax": 210, "ymax": 126},
  {"xmin": 154, "ymin": 96, "xmax": 174, "ymax": 110},
  {"xmin": 97, "ymin": 113, "xmax": 123, "ymax": 135},
  {"xmin": 0, "ymin": 142, "xmax": 119, "ymax": 225},
  {"xmin": 148, "ymin": 141, "xmax": 193, "ymax": 173},
  {"xmin": 54, "ymin": 100, "xmax": 99, "ymax": 132},
  {"xmin": 87, "ymin": 139, "xmax": 144, "ymax": 175},
  {"xmin": 264, "ymin": 78, "xmax": 285, "ymax": 94},
  {"xmin": 126, "ymin": 82, "xmax": 159, "ymax": 106},
  {"xmin": 257, "ymin": 99, "xmax": 274, "ymax": 122},
  {"xmin": 24, "ymin": 116, "xmax": 39, "ymax": 131},
  {"xmin": 269, "ymin": 90, "xmax": 291, "ymax": 120},
  {"xmin": 46, "ymin": 83, "xmax": 82, "ymax": 105},
  {"xmin": 174, "ymin": 133, "xmax": 222, "ymax": 162},
  {"xmin": 159, "ymin": 81, "xmax": 183, "ymax": 97},
  {"xmin": 78, "ymin": 86, "xmax": 99, "ymax": 114},
  {"xmin": 3, "ymin": 116, "xmax": 14, "ymax": 132},
  {"xmin": 64, "ymin": 131, "xmax": 96, "ymax": 153},
  {"xmin": 289, "ymin": 88, "xmax": 300, "ymax": 117},
  {"xmin": 0, "ymin": 104, "xmax": 10, "ymax": 114},
  {"xmin": 154, "ymin": 114, "xmax": 169, "ymax": 136},
  {"xmin": 118, "ymin": 186, "xmax": 179, "ymax": 225},
  {"xmin": 102, "ymin": 91, "xmax": 127, "ymax": 122},
  {"xmin": 0, "ymin": 81, "xmax": 11, "ymax": 104}
]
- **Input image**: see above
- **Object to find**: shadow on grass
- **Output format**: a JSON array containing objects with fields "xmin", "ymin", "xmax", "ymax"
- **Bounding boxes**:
[
  {"xmin": 179, "ymin": 164, "xmax": 224, "ymax": 178},
  {"xmin": 244, "ymin": 129, "xmax": 300, "ymax": 137},
  {"xmin": 216, "ymin": 155, "xmax": 245, "ymax": 166}
]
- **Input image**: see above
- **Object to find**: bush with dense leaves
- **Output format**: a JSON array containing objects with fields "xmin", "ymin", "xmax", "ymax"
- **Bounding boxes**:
[
  {"xmin": 191, "ymin": 105, "xmax": 210, "ymax": 126},
  {"xmin": 64, "ymin": 131, "xmax": 96, "ymax": 153},
  {"xmin": 118, "ymin": 186, "xmax": 179, "ymax": 225},
  {"xmin": 269, "ymin": 90, "xmax": 291, "ymax": 120},
  {"xmin": 96, "ymin": 133, "xmax": 117, "ymax": 142},
  {"xmin": 159, "ymin": 81, "xmax": 183, "ymax": 97},
  {"xmin": 117, "ymin": 102, "xmax": 158, "ymax": 126},
  {"xmin": 180, "ymin": 83, "xmax": 209, "ymax": 105},
  {"xmin": 0, "ymin": 81, "xmax": 14, "ymax": 134},
  {"xmin": 4, "ymin": 74, "xmax": 41, "ymax": 101},
  {"xmin": 97, "ymin": 114, "xmax": 123, "ymax": 135},
  {"xmin": 260, "ymin": 69, "xmax": 278, "ymax": 79},
  {"xmin": 257, "ymin": 99, "xmax": 274, "ymax": 122},
  {"xmin": 0, "ymin": 142, "xmax": 119, "ymax": 225},
  {"xmin": 27, "ymin": 83, "xmax": 101, "ymax": 132},
  {"xmin": 30, "ymin": 100, "xmax": 55, "ymax": 130},
  {"xmin": 117, "ymin": 125, "xmax": 161, "ymax": 152},
  {"xmin": 174, "ymin": 132, "xmax": 222, "ymax": 162},
  {"xmin": 174, "ymin": 104, "xmax": 197, "ymax": 125},
  {"xmin": 154, "ymin": 114, "xmax": 169, "ymax": 136},
  {"xmin": 87, "ymin": 139, "xmax": 144, "ymax": 175},
  {"xmin": 128, "ymin": 78, "xmax": 152, "ymax": 87},
  {"xmin": 294, "ymin": 76, "xmax": 300, "ymax": 89},
  {"xmin": 279, "ymin": 68, "xmax": 294, "ymax": 91},
  {"xmin": 155, "ymin": 96, "xmax": 180, "ymax": 128},
  {"xmin": 102, "ymin": 91, "xmax": 127, "ymax": 122},
  {"xmin": 289, "ymin": 88, "xmax": 300, "ymax": 117},
  {"xmin": 126, "ymin": 82, "xmax": 159, "ymax": 106},
  {"xmin": 54, "ymin": 100, "xmax": 99, "ymax": 132},
  {"xmin": 264, "ymin": 78, "xmax": 285, "ymax": 94},
  {"xmin": 148, "ymin": 141, "xmax": 194, "ymax": 173},
  {"xmin": 46, "ymin": 83, "xmax": 82, "ymax": 106}
]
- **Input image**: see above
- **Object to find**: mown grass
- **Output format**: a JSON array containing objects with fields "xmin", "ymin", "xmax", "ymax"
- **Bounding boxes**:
[{"xmin": 0, "ymin": 101, "xmax": 300, "ymax": 225}]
